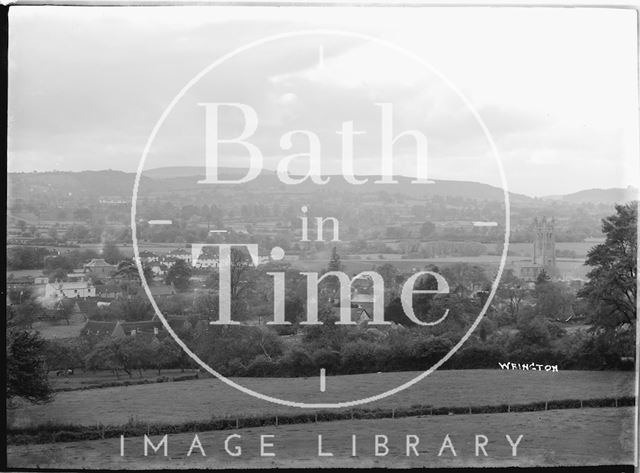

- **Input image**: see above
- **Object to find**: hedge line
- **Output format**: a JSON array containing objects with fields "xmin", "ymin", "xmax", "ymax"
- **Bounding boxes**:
[
  {"xmin": 53, "ymin": 374, "xmax": 199, "ymax": 392},
  {"xmin": 7, "ymin": 396, "xmax": 635, "ymax": 446}
]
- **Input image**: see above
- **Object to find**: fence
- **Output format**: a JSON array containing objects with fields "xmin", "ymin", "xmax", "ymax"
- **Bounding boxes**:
[{"xmin": 7, "ymin": 395, "xmax": 635, "ymax": 446}]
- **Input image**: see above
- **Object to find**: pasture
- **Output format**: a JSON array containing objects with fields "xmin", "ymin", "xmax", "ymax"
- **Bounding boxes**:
[
  {"xmin": 32, "ymin": 312, "xmax": 86, "ymax": 340},
  {"xmin": 7, "ymin": 407, "xmax": 635, "ymax": 469},
  {"xmin": 509, "ymin": 241, "xmax": 597, "ymax": 258},
  {"xmin": 8, "ymin": 370, "xmax": 634, "ymax": 429}
]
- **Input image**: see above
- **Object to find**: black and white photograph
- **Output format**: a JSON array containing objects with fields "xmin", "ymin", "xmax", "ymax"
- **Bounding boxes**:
[{"xmin": 4, "ymin": 2, "xmax": 639, "ymax": 470}]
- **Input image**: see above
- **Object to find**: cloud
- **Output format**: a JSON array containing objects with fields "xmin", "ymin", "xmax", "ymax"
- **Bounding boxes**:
[{"xmin": 7, "ymin": 6, "xmax": 639, "ymax": 197}]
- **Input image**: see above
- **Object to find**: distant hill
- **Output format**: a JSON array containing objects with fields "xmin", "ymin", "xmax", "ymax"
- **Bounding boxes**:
[
  {"xmin": 142, "ymin": 166, "xmax": 532, "ymax": 203},
  {"xmin": 21, "ymin": 168, "xmax": 638, "ymax": 205},
  {"xmin": 142, "ymin": 166, "xmax": 206, "ymax": 180},
  {"xmin": 7, "ymin": 170, "xmax": 158, "ymax": 199},
  {"xmin": 142, "ymin": 166, "xmax": 278, "ymax": 180},
  {"xmin": 546, "ymin": 187, "xmax": 638, "ymax": 204}
]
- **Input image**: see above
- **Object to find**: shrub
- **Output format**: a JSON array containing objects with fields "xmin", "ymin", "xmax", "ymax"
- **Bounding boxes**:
[
  {"xmin": 245, "ymin": 355, "xmax": 278, "ymax": 377},
  {"xmin": 310, "ymin": 349, "xmax": 341, "ymax": 374},
  {"xmin": 340, "ymin": 340, "xmax": 380, "ymax": 374},
  {"xmin": 446, "ymin": 345, "xmax": 507, "ymax": 369},
  {"xmin": 280, "ymin": 349, "xmax": 315, "ymax": 377}
]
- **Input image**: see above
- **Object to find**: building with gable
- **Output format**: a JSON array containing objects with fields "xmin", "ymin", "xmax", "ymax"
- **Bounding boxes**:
[
  {"xmin": 84, "ymin": 259, "xmax": 117, "ymax": 278},
  {"xmin": 519, "ymin": 216, "xmax": 558, "ymax": 281},
  {"xmin": 45, "ymin": 280, "xmax": 96, "ymax": 299}
]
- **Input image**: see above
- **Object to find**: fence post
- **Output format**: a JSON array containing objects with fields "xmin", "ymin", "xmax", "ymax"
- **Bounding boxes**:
[
  {"xmin": 236, "ymin": 418, "xmax": 239, "ymax": 429},
  {"xmin": 315, "ymin": 413, "xmax": 318, "ymax": 423},
  {"xmin": 545, "ymin": 401, "xmax": 548, "ymax": 411},
  {"xmin": 392, "ymin": 408, "xmax": 395, "ymax": 419},
  {"xmin": 468, "ymin": 406, "xmax": 472, "ymax": 414},
  {"xmin": 507, "ymin": 404, "xmax": 510, "ymax": 413},
  {"xmin": 615, "ymin": 398, "xmax": 618, "ymax": 407},
  {"xmin": 275, "ymin": 416, "xmax": 278, "ymax": 427},
  {"xmin": 580, "ymin": 400, "xmax": 583, "ymax": 408}
]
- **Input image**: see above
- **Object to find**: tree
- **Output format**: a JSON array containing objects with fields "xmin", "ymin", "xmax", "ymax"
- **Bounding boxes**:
[
  {"xmin": 441, "ymin": 263, "xmax": 489, "ymax": 297},
  {"xmin": 48, "ymin": 225, "xmax": 59, "ymax": 241},
  {"xmin": 8, "ymin": 246, "xmax": 55, "ymax": 270},
  {"xmin": 151, "ymin": 337, "xmax": 181, "ymax": 375},
  {"xmin": 327, "ymin": 246, "xmax": 343, "ymax": 272},
  {"xmin": 85, "ymin": 339, "xmax": 122, "ymax": 377},
  {"xmin": 193, "ymin": 292, "xmax": 218, "ymax": 319},
  {"xmin": 43, "ymin": 255, "xmax": 74, "ymax": 276},
  {"xmin": 536, "ymin": 269, "xmax": 551, "ymax": 285},
  {"xmin": 534, "ymin": 279, "xmax": 574, "ymax": 321},
  {"xmin": 9, "ymin": 299, "xmax": 44, "ymax": 329},
  {"xmin": 84, "ymin": 336, "xmax": 152, "ymax": 378},
  {"xmin": 42, "ymin": 339, "xmax": 82, "ymax": 373},
  {"xmin": 284, "ymin": 297, "xmax": 305, "ymax": 324},
  {"xmin": 420, "ymin": 221, "xmax": 436, "ymax": 239},
  {"xmin": 6, "ymin": 329, "xmax": 54, "ymax": 404},
  {"xmin": 205, "ymin": 248, "xmax": 257, "ymax": 302},
  {"xmin": 115, "ymin": 259, "xmax": 153, "ymax": 282},
  {"xmin": 106, "ymin": 297, "xmax": 153, "ymax": 322},
  {"xmin": 114, "ymin": 260, "xmax": 153, "ymax": 296},
  {"xmin": 102, "ymin": 242, "xmax": 123, "ymax": 265},
  {"xmin": 375, "ymin": 263, "xmax": 399, "ymax": 289},
  {"xmin": 513, "ymin": 312, "xmax": 552, "ymax": 349},
  {"xmin": 578, "ymin": 202, "xmax": 637, "ymax": 327},
  {"xmin": 165, "ymin": 259, "xmax": 192, "ymax": 292},
  {"xmin": 64, "ymin": 224, "xmax": 90, "ymax": 241},
  {"xmin": 496, "ymin": 269, "xmax": 528, "ymax": 323},
  {"xmin": 49, "ymin": 267, "xmax": 68, "ymax": 282}
]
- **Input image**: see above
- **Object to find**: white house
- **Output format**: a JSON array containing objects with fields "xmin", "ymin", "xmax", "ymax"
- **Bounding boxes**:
[
  {"xmin": 45, "ymin": 281, "xmax": 96, "ymax": 299},
  {"xmin": 192, "ymin": 256, "xmax": 218, "ymax": 269}
]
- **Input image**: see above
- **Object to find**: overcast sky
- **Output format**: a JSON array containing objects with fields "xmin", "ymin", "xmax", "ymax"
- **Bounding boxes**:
[{"xmin": 7, "ymin": 6, "xmax": 639, "ymax": 196}]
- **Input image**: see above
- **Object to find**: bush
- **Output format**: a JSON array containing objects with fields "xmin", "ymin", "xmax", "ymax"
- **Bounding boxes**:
[
  {"xmin": 280, "ymin": 349, "xmax": 315, "ymax": 377},
  {"xmin": 245, "ymin": 355, "xmax": 278, "ymax": 377},
  {"xmin": 446, "ymin": 345, "xmax": 507, "ymax": 369},
  {"xmin": 340, "ymin": 340, "xmax": 380, "ymax": 374},
  {"xmin": 310, "ymin": 349, "xmax": 342, "ymax": 374}
]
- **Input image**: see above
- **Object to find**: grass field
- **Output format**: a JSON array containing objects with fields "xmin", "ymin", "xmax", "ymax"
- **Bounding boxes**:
[
  {"xmin": 32, "ymin": 312, "xmax": 86, "ymax": 340},
  {"xmin": 289, "ymin": 255, "xmax": 589, "ymax": 279},
  {"xmin": 7, "ymin": 407, "xmax": 635, "ymax": 469},
  {"xmin": 508, "ymin": 242, "xmax": 597, "ymax": 258},
  {"xmin": 8, "ymin": 370, "xmax": 634, "ymax": 429}
]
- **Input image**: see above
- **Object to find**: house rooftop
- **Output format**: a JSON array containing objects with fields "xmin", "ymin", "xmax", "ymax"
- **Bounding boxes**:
[
  {"xmin": 85, "ymin": 259, "xmax": 116, "ymax": 267},
  {"xmin": 48, "ymin": 281, "xmax": 92, "ymax": 289}
]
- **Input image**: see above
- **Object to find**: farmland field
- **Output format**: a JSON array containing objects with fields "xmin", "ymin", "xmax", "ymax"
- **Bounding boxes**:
[
  {"xmin": 31, "ymin": 312, "xmax": 87, "ymax": 340},
  {"xmin": 8, "ymin": 370, "xmax": 634, "ymax": 429},
  {"xmin": 7, "ymin": 407, "xmax": 635, "ymax": 469},
  {"xmin": 508, "ymin": 242, "xmax": 598, "ymax": 258},
  {"xmin": 289, "ymin": 255, "xmax": 589, "ymax": 279}
]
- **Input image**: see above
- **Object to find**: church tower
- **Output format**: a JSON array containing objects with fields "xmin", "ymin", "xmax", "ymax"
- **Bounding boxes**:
[{"xmin": 532, "ymin": 216, "xmax": 556, "ymax": 272}]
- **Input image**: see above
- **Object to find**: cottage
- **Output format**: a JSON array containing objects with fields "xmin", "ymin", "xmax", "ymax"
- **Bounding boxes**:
[{"xmin": 84, "ymin": 259, "xmax": 117, "ymax": 278}]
